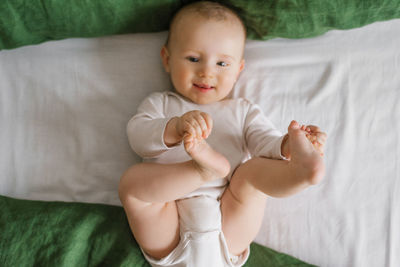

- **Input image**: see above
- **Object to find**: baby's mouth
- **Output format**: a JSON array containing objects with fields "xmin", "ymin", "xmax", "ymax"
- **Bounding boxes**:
[{"xmin": 193, "ymin": 83, "xmax": 215, "ymax": 91}]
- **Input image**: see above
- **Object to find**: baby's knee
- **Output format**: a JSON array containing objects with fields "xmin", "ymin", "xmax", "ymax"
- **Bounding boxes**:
[
  {"xmin": 118, "ymin": 171, "xmax": 129, "ymax": 199},
  {"xmin": 118, "ymin": 184, "xmax": 153, "ymax": 212},
  {"xmin": 118, "ymin": 164, "xmax": 142, "ymax": 199},
  {"xmin": 118, "ymin": 180, "xmax": 131, "ymax": 206},
  {"xmin": 118, "ymin": 170, "xmax": 139, "ymax": 205}
]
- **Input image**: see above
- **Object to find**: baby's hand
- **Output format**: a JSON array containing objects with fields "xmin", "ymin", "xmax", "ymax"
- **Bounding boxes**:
[
  {"xmin": 301, "ymin": 125, "xmax": 327, "ymax": 156},
  {"xmin": 176, "ymin": 110, "xmax": 213, "ymax": 140}
]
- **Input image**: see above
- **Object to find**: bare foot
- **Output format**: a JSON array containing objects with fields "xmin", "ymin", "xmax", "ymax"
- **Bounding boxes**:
[
  {"xmin": 184, "ymin": 134, "xmax": 230, "ymax": 182},
  {"xmin": 287, "ymin": 121, "xmax": 325, "ymax": 184}
]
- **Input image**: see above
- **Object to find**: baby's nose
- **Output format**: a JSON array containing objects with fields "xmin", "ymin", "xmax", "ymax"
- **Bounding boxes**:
[{"xmin": 197, "ymin": 64, "xmax": 214, "ymax": 78}]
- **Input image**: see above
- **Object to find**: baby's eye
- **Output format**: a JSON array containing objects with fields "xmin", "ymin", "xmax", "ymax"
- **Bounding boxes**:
[
  {"xmin": 187, "ymin": 56, "xmax": 199, "ymax": 62},
  {"xmin": 217, "ymin": 61, "xmax": 229, "ymax": 67}
]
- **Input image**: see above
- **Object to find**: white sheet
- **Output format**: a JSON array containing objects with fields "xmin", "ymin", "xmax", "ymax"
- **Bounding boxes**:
[{"xmin": 1, "ymin": 19, "xmax": 399, "ymax": 267}]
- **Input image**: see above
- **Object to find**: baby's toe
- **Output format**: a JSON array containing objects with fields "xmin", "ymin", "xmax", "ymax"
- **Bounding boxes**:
[{"xmin": 288, "ymin": 120, "xmax": 301, "ymax": 132}]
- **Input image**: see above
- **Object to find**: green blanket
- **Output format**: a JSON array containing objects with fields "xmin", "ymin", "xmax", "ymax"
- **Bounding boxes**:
[
  {"xmin": 1, "ymin": 0, "xmax": 400, "ymax": 50},
  {"xmin": 0, "ymin": 195, "xmax": 314, "ymax": 266}
]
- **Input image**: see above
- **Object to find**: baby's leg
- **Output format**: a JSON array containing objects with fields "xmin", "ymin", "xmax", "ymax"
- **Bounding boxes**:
[
  {"xmin": 221, "ymin": 121, "xmax": 325, "ymax": 255},
  {"xmin": 120, "ymin": 196, "xmax": 180, "ymax": 260},
  {"xmin": 119, "ymin": 138, "xmax": 230, "ymax": 259}
]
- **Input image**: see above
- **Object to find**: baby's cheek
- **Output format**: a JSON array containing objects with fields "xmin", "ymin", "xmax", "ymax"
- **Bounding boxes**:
[
  {"xmin": 221, "ymin": 74, "xmax": 236, "ymax": 89},
  {"xmin": 172, "ymin": 69, "xmax": 191, "ymax": 92}
]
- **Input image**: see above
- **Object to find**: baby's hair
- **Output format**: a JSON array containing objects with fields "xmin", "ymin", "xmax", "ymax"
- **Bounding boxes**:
[{"xmin": 165, "ymin": 1, "xmax": 247, "ymax": 48}]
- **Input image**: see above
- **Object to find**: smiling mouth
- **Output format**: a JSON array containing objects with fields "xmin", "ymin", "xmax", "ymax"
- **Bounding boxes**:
[{"xmin": 193, "ymin": 83, "xmax": 215, "ymax": 92}]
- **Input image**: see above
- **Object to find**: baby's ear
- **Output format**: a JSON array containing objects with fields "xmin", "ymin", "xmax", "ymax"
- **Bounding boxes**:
[
  {"xmin": 239, "ymin": 59, "xmax": 245, "ymax": 73},
  {"xmin": 160, "ymin": 46, "xmax": 170, "ymax": 73},
  {"xmin": 236, "ymin": 59, "xmax": 245, "ymax": 80}
]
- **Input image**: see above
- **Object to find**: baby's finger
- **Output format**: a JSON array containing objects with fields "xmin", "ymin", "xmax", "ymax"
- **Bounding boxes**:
[
  {"xmin": 183, "ymin": 133, "xmax": 193, "ymax": 151},
  {"xmin": 307, "ymin": 131, "xmax": 327, "ymax": 143},
  {"xmin": 190, "ymin": 119, "xmax": 203, "ymax": 138},
  {"xmin": 201, "ymin": 112, "xmax": 213, "ymax": 137},
  {"xmin": 194, "ymin": 113, "xmax": 209, "ymax": 138},
  {"xmin": 309, "ymin": 132, "xmax": 327, "ymax": 146},
  {"xmin": 306, "ymin": 125, "xmax": 322, "ymax": 133},
  {"xmin": 184, "ymin": 121, "xmax": 196, "ymax": 137},
  {"xmin": 314, "ymin": 144, "xmax": 324, "ymax": 157},
  {"xmin": 306, "ymin": 134, "xmax": 317, "ymax": 142},
  {"xmin": 301, "ymin": 125, "xmax": 313, "ymax": 134},
  {"xmin": 315, "ymin": 137, "xmax": 326, "ymax": 147},
  {"xmin": 316, "ymin": 132, "xmax": 327, "ymax": 143},
  {"xmin": 312, "ymin": 140, "xmax": 324, "ymax": 153}
]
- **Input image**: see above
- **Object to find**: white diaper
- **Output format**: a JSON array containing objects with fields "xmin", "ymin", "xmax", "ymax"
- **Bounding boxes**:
[{"xmin": 141, "ymin": 195, "xmax": 250, "ymax": 267}]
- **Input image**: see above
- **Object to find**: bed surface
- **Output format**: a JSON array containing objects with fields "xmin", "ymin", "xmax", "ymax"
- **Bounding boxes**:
[{"xmin": 1, "ymin": 18, "xmax": 399, "ymax": 266}]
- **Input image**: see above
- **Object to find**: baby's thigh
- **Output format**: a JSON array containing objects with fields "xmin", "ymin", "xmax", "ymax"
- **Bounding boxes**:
[{"xmin": 121, "ymin": 196, "xmax": 180, "ymax": 260}]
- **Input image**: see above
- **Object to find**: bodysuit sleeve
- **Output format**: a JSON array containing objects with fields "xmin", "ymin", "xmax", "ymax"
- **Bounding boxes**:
[
  {"xmin": 244, "ymin": 102, "xmax": 286, "ymax": 160},
  {"xmin": 126, "ymin": 92, "xmax": 176, "ymax": 159}
]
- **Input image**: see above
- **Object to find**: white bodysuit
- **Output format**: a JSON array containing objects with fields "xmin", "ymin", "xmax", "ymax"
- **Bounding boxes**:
[{"xmin": 127, "ymin": 91, "xmax": 285, "ymax": 267}]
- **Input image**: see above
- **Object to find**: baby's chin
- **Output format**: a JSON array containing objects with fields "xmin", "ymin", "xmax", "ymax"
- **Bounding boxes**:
[
  {"xmin": 187, "ymin": 95, "xmax": 216, "ymax": 105},
  {"xmin": 195, "ymin": 93, "xmax": 233, "ymax": 105},
  {"xmin": 195, "ymin": 91, "xmax": 231, "ymax": 104}
]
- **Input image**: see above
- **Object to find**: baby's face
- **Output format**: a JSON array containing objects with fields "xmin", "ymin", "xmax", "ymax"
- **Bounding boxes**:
[{"xmin": 161, "ymin": 14, "xmax": 245, "ymax": 105}]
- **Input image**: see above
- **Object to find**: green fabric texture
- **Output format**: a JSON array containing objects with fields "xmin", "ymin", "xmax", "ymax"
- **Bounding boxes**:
[
  {"xmin": 1, "ymin": 0, "xmax": 400, "ymax": 50},
  {"xmin": 0, "ymin": 195, "xmax": 314, "ymax": 266}
]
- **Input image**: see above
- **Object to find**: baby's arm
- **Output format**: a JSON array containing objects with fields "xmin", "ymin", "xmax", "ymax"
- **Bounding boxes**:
[
  {"xmin": 128, "ymin": 92, "xmax": 212, "ymax": 158},
  {"xmin": 127, "ymin": 93, "xmax": 175, "ymax": 158},
  {"xmin": 281, "ymin": 124, "xmax": 327, "ymax": 159},
  {"xmin": 163, "ymin": 117, "xmax": 182, "ymax": 147}
]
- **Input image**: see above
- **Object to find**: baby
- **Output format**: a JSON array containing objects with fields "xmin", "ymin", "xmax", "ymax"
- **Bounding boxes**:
[{"xmin": 119, "ymin": 1, "xmax": 327, "ymax": 267}]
